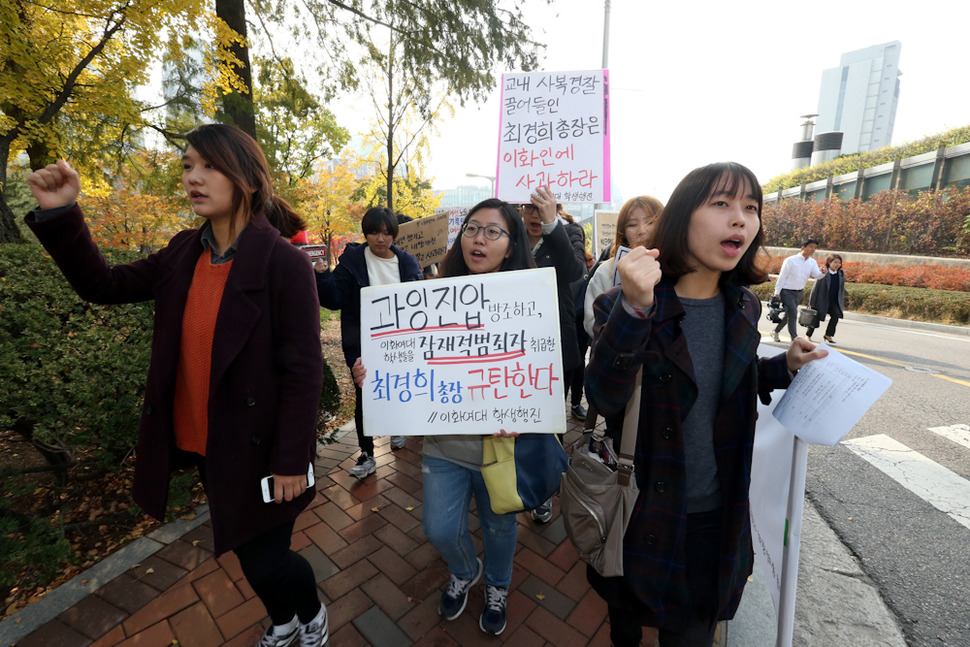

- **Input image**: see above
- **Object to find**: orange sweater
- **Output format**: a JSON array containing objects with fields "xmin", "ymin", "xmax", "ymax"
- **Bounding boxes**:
[{"xmin": 173, "ymin": 252, "xmax": 233, "ymax": 455}]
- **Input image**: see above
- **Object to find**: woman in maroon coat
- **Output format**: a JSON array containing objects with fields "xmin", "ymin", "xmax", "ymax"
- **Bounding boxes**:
[{"xmin": 26, "ymin": 124, "xmax": 328, "ymax": 647}]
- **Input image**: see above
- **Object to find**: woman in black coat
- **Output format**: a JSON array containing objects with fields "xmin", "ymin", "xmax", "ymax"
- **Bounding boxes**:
[
  {"xmin": 26, "ymin": 124, "xmax": 330, "ymax": 647},
  {"xmin": 806, "ymin": 254, "xmax": 846, "ymax": 344}
]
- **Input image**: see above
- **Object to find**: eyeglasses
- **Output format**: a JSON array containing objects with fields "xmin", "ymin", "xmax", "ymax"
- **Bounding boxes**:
[{"xmin": 461, "ymin": 222, "xmax": 509, "ymax": 241}]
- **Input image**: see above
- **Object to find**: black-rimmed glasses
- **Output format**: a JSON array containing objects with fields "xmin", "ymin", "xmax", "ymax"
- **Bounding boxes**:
[{"xmin": 461, "ymin": 222, "xmax": 509, "ymax": 241}]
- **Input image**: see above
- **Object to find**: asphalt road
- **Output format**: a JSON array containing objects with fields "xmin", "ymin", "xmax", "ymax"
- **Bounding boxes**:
[{"xmin": 759, "ymin": 315, "xmax": 970, "ymax": 647}]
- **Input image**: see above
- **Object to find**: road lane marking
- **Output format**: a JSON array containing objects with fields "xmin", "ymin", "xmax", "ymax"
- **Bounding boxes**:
[
  {"xmin": 758, "ymin": 335, "xmax": 970, "ymax": 387},
  {"xmin": 928, "ymin": 374, "xmax": 970, "ymax": 388},
  {"xmin": 929, "ymin": 424, "xmax": 970, "ymax": 451},
  {"xmin": 835, "ymin": 349, "xmax": 970, "ymax": 388},
  {"xmin": 843, "ymin": 434, "xmax": 970, "ymax": 531}
]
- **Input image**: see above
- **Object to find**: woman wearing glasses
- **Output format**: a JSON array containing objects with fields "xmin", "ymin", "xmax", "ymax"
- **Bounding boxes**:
[{"xmin": 352, "ymin": 197, "xmax": 536, "ymax": 635}]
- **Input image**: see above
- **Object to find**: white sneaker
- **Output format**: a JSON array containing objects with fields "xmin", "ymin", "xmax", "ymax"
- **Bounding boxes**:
[
  {"xmin": 390, "ymin": 435, "xmax": 406, "ymax": 450},
  {"xmin": 349, "ymin": 452, "xmax": 376, "ymax": 479},
  {"xmin": 257, "ymin": 615, "xmax": 298, "ymax": 647},
  {"xmin": 299, "ymin": 604, "xmax": 328, "ymax": 647},
  {"xmin": 770, "ymin": 331, "xmax": 780, "ymax": 342}
]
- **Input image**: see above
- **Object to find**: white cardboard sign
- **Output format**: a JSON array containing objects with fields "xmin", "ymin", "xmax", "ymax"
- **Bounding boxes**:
[
  {"xmin": 359, "ymin": 268, "xmax": 565, "ymax": 435},
  {"xmin": 496, "ymin": 70, "xmax": 611, "ymax": 204}
]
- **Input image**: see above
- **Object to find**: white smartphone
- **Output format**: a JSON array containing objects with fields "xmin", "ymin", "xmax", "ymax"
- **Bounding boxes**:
[{"xmin": 260, "ymin": 463, "xmax": 316, "ymax": 503}]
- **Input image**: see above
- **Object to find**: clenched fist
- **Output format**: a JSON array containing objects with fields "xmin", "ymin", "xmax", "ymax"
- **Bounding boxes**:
[
  {"xmin": 26, "ymin": 160, "xmax": 81, "ymax": 210},
  {"xmin": 616, "ymin": 246, "xmax": 662, "ymax": 309}
]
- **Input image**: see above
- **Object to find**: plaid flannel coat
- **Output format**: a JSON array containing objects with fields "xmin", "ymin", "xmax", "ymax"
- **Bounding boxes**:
[{"xmin": 585, "ymin": 277, "xmax": 791, "ymax": 630}]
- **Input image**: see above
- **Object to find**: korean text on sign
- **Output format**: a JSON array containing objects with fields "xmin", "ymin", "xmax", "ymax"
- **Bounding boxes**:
[
  {"xmin": 359, "ymin": 268, "xmax": 565, "ymax": 435},
  {"xmin": 496, "ymin": 70, "xmax": 611, "ymax": 205}
]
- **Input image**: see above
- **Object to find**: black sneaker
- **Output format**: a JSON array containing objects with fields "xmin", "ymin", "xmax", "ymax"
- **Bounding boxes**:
[
  {"xmin": 479, "ymin": 584, "xmax": 508, "ymax": 635},
  {"xmin": 439, "ymin": 558, "xmax": 483, "ymax": 620},
  {"xmin": 570, "ymin": 403, "xmax": 587, "ymax": 420}
]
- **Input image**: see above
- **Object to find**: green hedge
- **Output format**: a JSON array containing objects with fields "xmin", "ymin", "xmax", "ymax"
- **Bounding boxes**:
[
  {"xmin": 751, "ymin": 281, "xmax": 970, "ymax": 326},
  {"xmin": 0, "ymin": 242, "xmax": 155, "ymax": 470}
]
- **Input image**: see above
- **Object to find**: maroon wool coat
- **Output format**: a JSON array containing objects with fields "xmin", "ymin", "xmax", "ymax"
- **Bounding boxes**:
[{"xmin": 26, "ymin": 205, "xmax": 323, "ymax": 555}]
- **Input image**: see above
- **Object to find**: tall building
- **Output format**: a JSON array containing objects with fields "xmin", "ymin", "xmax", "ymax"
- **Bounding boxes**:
[{"xmin": 815, "ymin": 41, "xmax": 902, "ymax": 156}]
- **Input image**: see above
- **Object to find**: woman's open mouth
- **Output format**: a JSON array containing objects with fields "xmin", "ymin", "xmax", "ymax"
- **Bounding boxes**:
[{"xmin": 721, "ymin": 236, "xmax": 745, "ymax": 256}]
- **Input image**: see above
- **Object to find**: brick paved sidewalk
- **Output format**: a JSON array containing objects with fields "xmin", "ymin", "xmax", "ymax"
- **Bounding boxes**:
[{"xmin": 10, "ymin": 411, "xmax": 678, "ymax": 647}]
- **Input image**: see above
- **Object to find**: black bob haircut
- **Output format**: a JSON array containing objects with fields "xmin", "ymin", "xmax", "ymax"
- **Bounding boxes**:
[
  {"xmin": 651, "ymin": 161, "xmax": 768, "ymax": 287},
  {"xmin": 361, "ymin": 207, "xmax": 399, "ymax": 239}
]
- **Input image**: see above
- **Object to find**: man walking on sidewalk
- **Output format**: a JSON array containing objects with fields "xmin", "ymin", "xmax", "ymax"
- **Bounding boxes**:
[{"xmin": 771, "ymin": 239, "xmax": 822, "ymax": 342}]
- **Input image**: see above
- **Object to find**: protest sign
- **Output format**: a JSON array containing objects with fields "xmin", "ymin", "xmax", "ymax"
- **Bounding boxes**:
[
  {"xmin": 496, "ymin": 70, "xmax": 611, "ymax": 204},
  {"xmin": 751, "ymin": 343, "xmax": 891, "ymax": 647},
  {"xmin": 610, "ymin": 246, "xmax": 631, "ymax": 287},
  {"xmin": 359, "ymin": 267, "xmax": 565, "ymax": 435},
  {"xmin": 750, "ymin": 393, "xmax": 799, "ymax": 625},
  {"xmin": 434, "ymin": 206, "xmax": 470, "ymax": 253},
  {"xmin": 395, "ymin": 213, "xmax": 449, "ymax": 267},
  {"xmin": 594, "ymin": 210, "xmax": 618, "ymax": 258},
  {"xmin": 301, "ymin": 245, "xmax": 328, "ymax": 262}
]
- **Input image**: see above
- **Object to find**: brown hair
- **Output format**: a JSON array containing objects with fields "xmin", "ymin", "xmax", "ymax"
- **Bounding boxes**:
[
  {"xmin": 184, "ymin": 124, "xmax": 305, "ymax": 239},
  {"xmin": 825, "ymin": 254, "xmax": 843, "ymax": 269},
  {"xmin": 652, "ymin": 162, "xmax": 768, "ymax": 286},
  {"xmin": 611, "ymin": 195, "xmax": 664, "ymax": 258}
]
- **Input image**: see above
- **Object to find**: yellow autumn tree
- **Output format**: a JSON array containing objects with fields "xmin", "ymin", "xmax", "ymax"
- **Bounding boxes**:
[
  {"xmin": 356, "ymin": 159, "xmax": 442, "ymax": 221},
  {"xmin": 299, "ymin": 154, "xmax": 370, "ymax": 269},
  {"xmin": 0, "ymin": 0, "xmax": 243, "ymax": 243},
  {"xmin": 78, "ymin": 148, "xmax": 190, "ymax": 252}
]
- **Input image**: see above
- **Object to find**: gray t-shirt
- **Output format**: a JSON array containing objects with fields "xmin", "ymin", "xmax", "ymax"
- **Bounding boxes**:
[
  {"xmin": 422, "ymin": 435, "xmax": 484, "ymax": 471},
  {"xmin": 679, "ymin": 294, "xmax": 725, "ymax": 513}
]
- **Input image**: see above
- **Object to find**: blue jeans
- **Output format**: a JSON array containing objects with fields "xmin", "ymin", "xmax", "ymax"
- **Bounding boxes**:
[{"xmin": 422, "ymin": 455, "xmax": 517, "ymax": 588}]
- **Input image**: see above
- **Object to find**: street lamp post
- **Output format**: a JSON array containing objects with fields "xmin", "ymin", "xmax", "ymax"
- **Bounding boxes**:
[{"xmin": 465, "ymin": 173, "xmax": 496, "ymax": 198}]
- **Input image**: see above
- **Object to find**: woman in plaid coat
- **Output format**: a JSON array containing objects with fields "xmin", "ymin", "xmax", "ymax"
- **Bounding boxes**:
[{"xmin": 585, "ymin": 162, "xmax": 827, "ymax": 647}]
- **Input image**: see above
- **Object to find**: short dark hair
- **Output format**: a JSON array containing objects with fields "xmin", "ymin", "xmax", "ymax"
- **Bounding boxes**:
[
  {"xmin": 439, "ymin": 199, "xmax": 536, "ymax": 276},
  {"xmin": 361, "ymin": 207, "xmax": 399, "ymax": 239},
  {"xmin": 652, "ymin": 161, "xmax": 767, "ymax": 286},
  {"xmin": 801, "ymin": 238, "xmax": 818, "ymax": 248}
]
